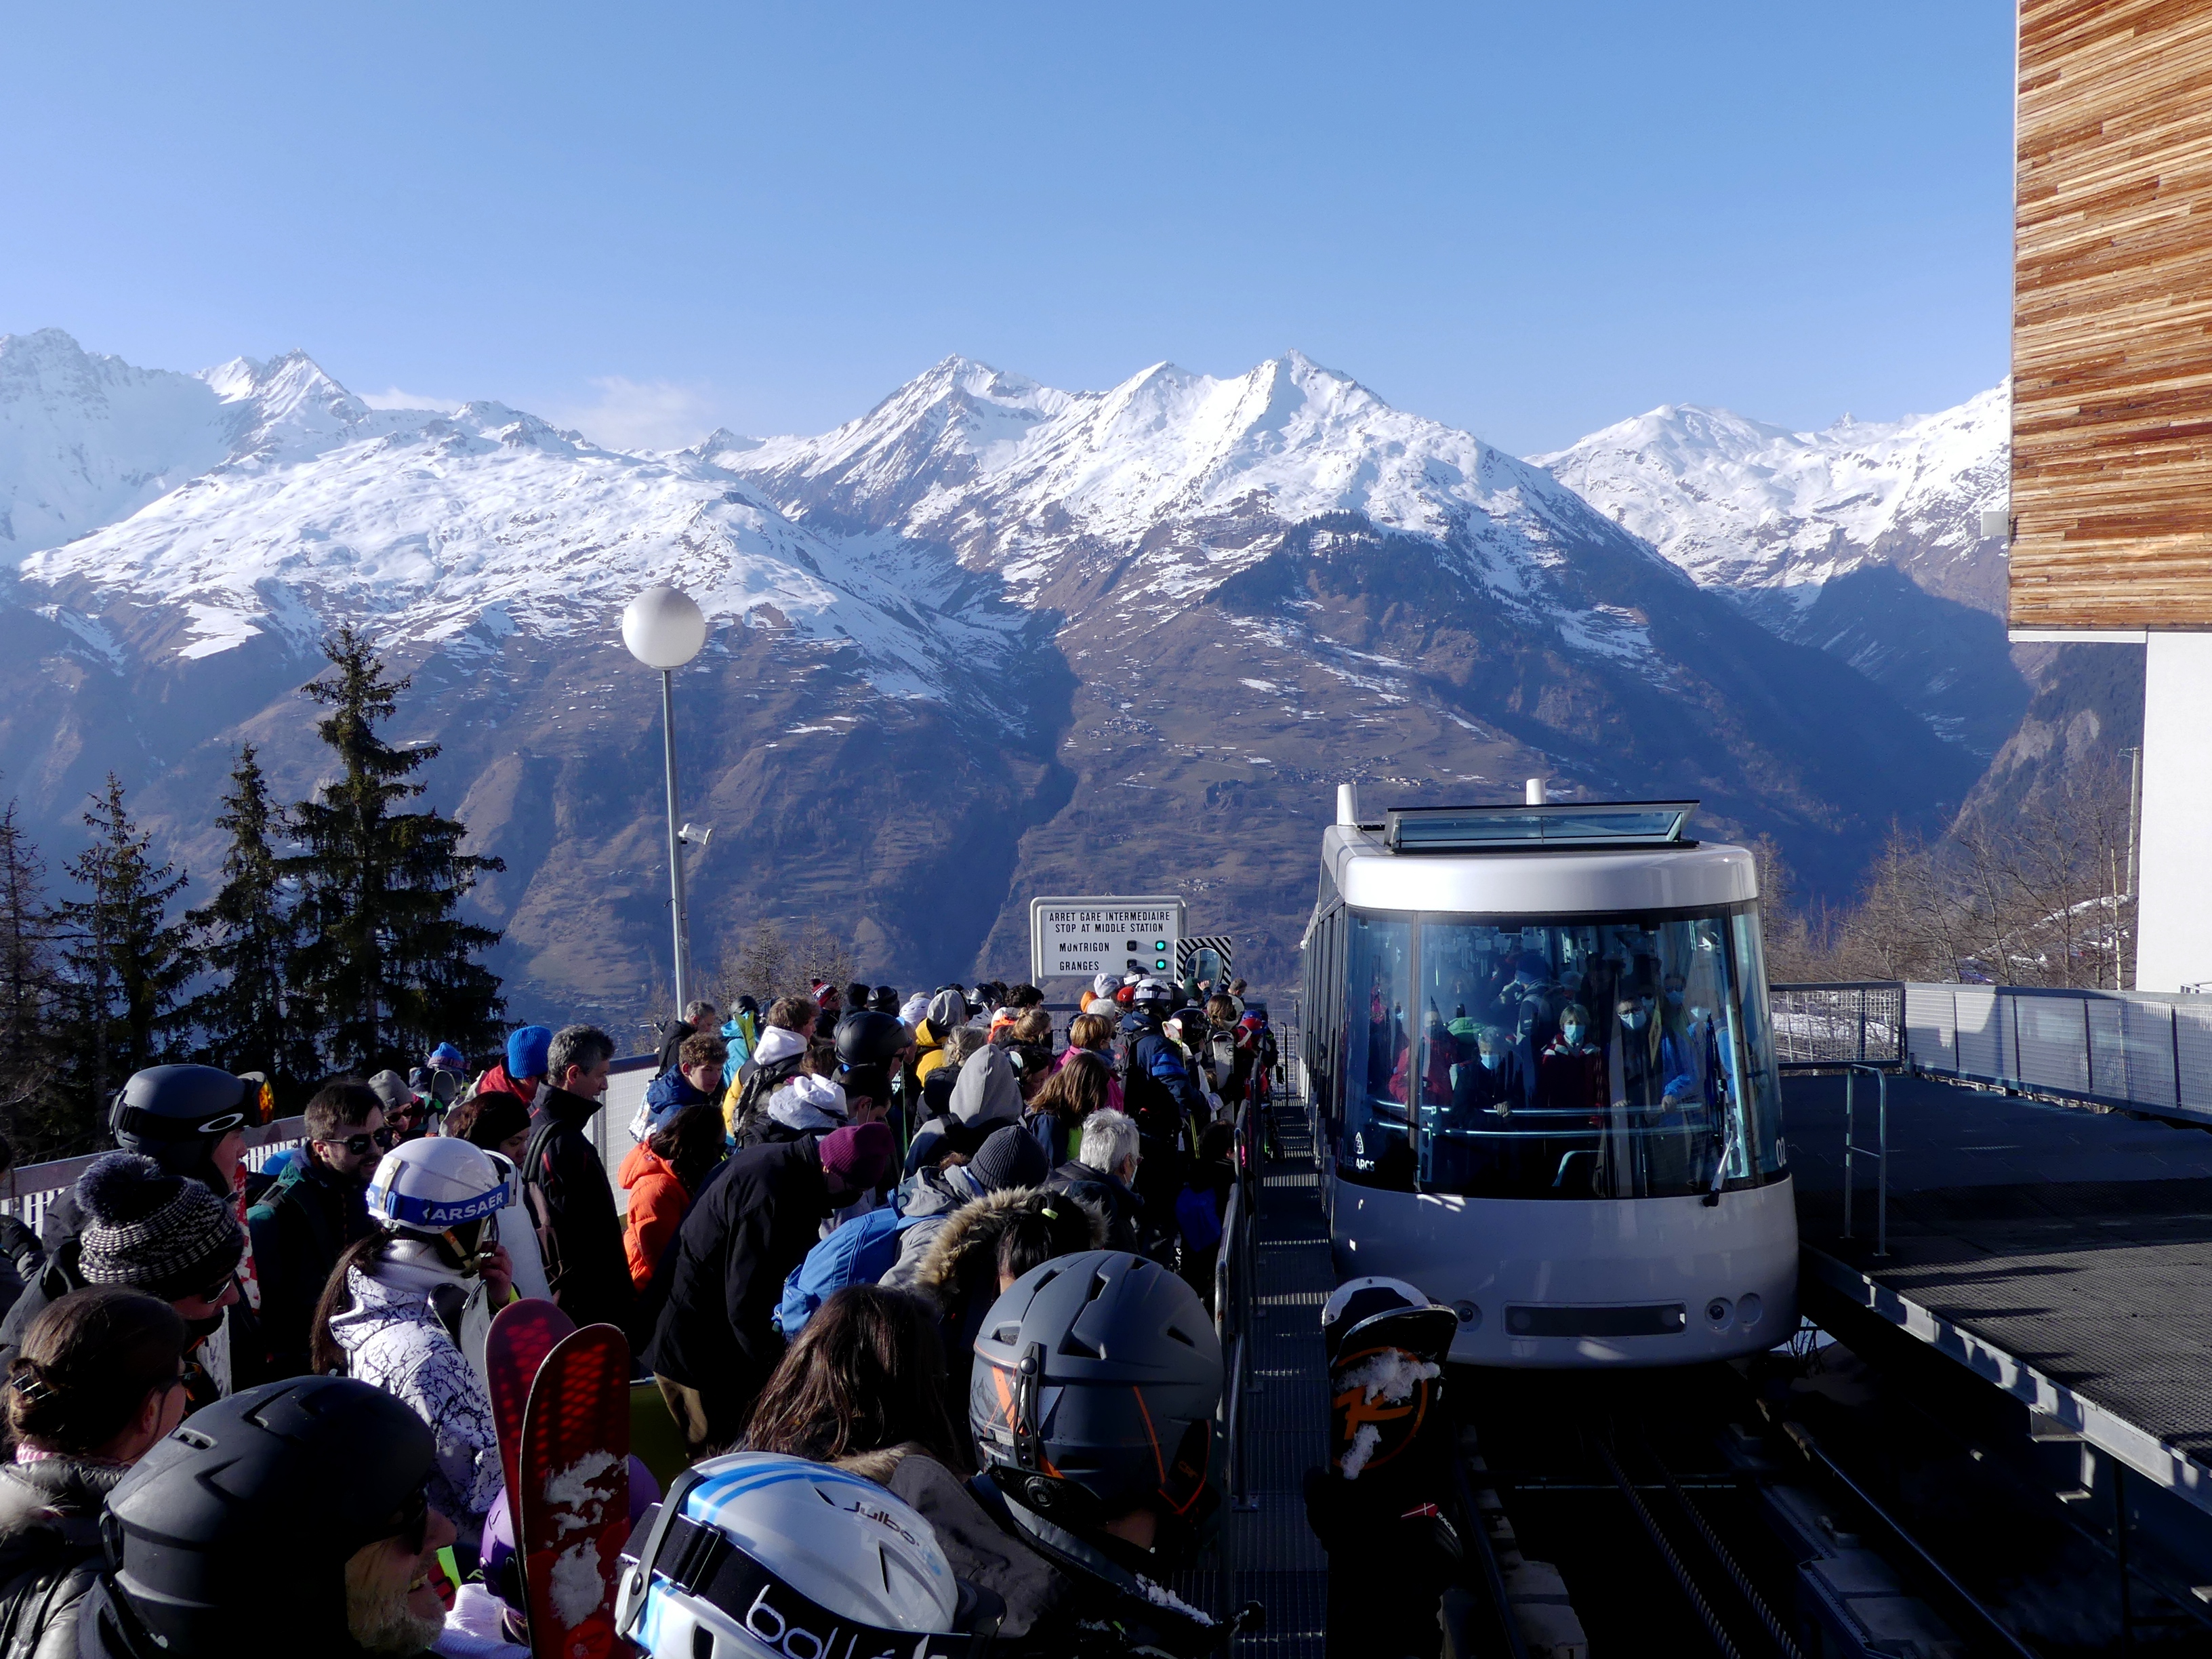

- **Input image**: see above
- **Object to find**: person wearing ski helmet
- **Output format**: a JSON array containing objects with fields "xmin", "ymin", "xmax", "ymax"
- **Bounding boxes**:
[
  {"xmin": 835, "ymin": 1008, "xmax": 909, "ymax": 1130},
  {"xmin": 311, "ymin": 1136, "xmax": 516, "ymax": 1554},
  {"xmin": 617, "ymin": 1451, "xmax": 998, "ymax": 1659},
  {"xmin": 969, "ymin": 1249, "xmax": 1229, "ymax": 1656},
  {"xmin": 1305, "ymin": 1277, "xmax": 1460, "ymax": 1659},
  {"xmin": 78, "ymin": 1375, "xmax": 457, "ymax": 1658}
]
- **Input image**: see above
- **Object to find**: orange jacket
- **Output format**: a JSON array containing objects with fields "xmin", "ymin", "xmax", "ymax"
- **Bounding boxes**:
[{"xmin": 619, "ymin": 1143, "xmax": 691, "ymax": 1294}]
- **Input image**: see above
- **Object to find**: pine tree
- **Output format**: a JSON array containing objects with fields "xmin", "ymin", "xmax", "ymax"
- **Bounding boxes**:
[
  {"xmin": 53, "ymin": 774, "xmax": 196, "ymax": 1146},
  {"xmin": 287, "ymin": 627, "xmax": 506, "ymax": 1073},
  {"xmin": 186, "ymin": 745, "xmax": 319, "ymax": 1093},
  {"xmin": 0, "ymin": 800, "xmax": 61, "ymax": 1151}
]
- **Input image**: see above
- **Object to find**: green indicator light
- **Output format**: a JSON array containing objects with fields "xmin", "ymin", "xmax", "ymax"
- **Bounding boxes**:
[
  {"xmin": 1155, "ymin": 958, "xmax": 1168, "ymax": 970},
  {"xmin": 1154, "ymin": 939, "xmax": 1168, "ymax": 951}
]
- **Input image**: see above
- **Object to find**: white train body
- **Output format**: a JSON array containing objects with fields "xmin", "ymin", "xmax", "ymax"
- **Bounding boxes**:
[{"xmin": 1300, "ymin": 800, "xmax": 1798, "ymax": 1367}]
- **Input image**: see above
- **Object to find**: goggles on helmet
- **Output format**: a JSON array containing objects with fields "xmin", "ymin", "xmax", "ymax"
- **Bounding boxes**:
[{"xmin": 618, "ymin": 1466, "xmax": 994, "ymax": 1659}]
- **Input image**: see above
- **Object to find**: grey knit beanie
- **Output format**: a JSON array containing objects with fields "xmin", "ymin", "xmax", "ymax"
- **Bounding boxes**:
[
  {"xmin": 76, "ymin": 1153, "xmax": 244, "ymax": 1303},
  {"xmin": 966, "ymin": 1123, "xmax": 1050, "ymax": 1194}
]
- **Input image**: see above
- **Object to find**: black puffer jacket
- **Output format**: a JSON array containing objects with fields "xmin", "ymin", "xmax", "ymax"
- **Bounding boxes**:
[{"xmin": 0, "ymin": 1458, "xmax": 125, "ymax": 1659}]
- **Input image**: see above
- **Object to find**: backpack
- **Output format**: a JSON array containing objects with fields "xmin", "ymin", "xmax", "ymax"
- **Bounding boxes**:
[
  {"xmin": 519, "ymin": 1117, "xmax": 571, "ymax": 1307},
  {"xmin": 1206, "ymin": 1032, "xmax": 1238, "ymax": 1092},
  {"xmin": 1176, "ymin": 1184, "xmax": 1224, "ymax": 1254}
]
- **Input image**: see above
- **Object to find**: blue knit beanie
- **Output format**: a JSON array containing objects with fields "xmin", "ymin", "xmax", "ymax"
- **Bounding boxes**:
[{"xmin": 506, "ymin": 1025, "xmax": 554, "ymax": 1079}]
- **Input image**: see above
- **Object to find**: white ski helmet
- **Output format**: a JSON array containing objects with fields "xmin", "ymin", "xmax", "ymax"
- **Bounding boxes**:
[
  {"xmin": 1320, "ymin": 1275, "xmax": 1457, "ymax": 1363},
  {"xmin": 365, "ymin": 1136, "xmax": 514, "ymax": 1239},
  {"xmin": 617, "ymin": 1452, "xmax": 984, "ymax": 1659}
]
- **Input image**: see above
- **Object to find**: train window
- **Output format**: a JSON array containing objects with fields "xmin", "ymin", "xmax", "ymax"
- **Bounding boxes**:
[
  {"xmin": 1336, "ymin": 901, "xmax": 1785, "ymax": 1200},
  {"xmin": 1338, "ymin": 912, "xmax": 1416, "ymax": 1189}
]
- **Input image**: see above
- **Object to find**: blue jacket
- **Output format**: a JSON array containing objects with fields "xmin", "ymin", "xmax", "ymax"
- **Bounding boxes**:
[
  {"xmin": 720, "ymin": 1012, "xmax": 758, "ymax": 1092},
  {"xmin": 773, "ymin": 1203, "xmax": 922, "ymax": 1337},
  {"xmin": 1120, "ymin": 1012, "xmax": 1202, "ymax": 1140}
]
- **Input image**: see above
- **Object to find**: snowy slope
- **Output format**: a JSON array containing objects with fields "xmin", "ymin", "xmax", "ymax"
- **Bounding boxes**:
[
  {"xmin": 728, "ymin": 350, "xmax": 1689, "ymax": 665},
  {"xmin": 1534, "ymin": 385, "xmax": 2009, "ymax": 612},
  {"xmin": 22, "ymin": 393, "xmax": 1021, "ymax": 701},
  {"xmin": 0, "ymin": 329, "xmax": 449, "ymax": 565}
]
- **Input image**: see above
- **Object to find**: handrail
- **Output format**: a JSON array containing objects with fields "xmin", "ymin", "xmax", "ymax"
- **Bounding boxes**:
[{"xmin": 1, "ymin": 1115, "xmax": 311, "ymax": 1233}]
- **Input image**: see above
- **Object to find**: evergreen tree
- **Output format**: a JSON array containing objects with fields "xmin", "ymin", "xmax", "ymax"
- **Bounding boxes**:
[
  {"xmin": 53, "ymin": 774, "xmax": 196, "ymax": 1145},
  {"xmin": 0, "ymin": 800, "xmax": 62, "ymax": 1152},
  {"xmin": 186, "ymin": 745, "xmax": 318, "ymax": 1093},
  {"xmin": 287, "ymin": 627, "xmax": 506, "ymax": 1073}
]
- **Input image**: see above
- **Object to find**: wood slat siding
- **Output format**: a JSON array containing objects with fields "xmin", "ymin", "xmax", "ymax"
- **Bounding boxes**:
[{"xmin": 2012, "ymin": 0, "xmax": 2212, "ymax": 628}]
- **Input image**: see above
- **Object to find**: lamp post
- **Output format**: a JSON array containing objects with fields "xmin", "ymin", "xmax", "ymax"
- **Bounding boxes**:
[{"xmin": 622, "ymin": 584, "xmax": 708, "ymax": 1015}]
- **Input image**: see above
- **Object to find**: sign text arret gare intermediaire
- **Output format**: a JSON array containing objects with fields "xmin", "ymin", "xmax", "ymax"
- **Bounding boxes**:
[{"xmin": 1029, "ymin": 896, "xmax": 1187, "ymax": 983}]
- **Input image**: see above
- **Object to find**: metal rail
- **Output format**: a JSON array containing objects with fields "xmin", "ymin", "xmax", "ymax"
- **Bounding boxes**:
[
  {"xmin": 1780, "ymin": 1420, "xmax": 2039, "ymax": 1659},
  {"xmin": 1840, "ymin": 1063, "xmax": 1890, "ymax": 1258},
  {"xmin": 1595, "ymin": 1435, "xmax": 1746, "ymax": 1659},
  {"xmin": 1447, "ymin": 1448, "xmax": 1533, "ymax": 1659}
]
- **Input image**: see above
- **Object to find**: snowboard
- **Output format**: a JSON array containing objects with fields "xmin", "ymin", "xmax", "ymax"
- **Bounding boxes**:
[
  {"xmin": 516, "ymin": 1323, "xmax": 632, "ymax": 1659},
  {"xmin": 487, "ymin": 1298, "xmax": 576, "ymax": 1521},
  {"xmin": 1326, "ymin": 1303, "xmax": 1458, "ymax": 1481}
]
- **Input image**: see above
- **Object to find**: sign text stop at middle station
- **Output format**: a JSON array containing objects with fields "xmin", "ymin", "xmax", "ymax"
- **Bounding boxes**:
[{"xmin": 1032, "ymin": 901, "xmax": 1183, "ymax": 980}]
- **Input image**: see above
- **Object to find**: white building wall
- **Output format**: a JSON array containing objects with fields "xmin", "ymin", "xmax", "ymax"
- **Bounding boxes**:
[{"xmin": 2135, "ymin": 632, "xmax": 2212, "ymax": 990}]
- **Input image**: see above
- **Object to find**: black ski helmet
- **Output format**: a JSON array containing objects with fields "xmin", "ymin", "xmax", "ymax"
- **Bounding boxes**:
[
  {"xmin": 971, "ymin": 1250, "xmax": 1221, "ymax": 1536},
  {"xmin": 835, "ymin": 1010, "xmax": 908, "ymax": 1067},
  {"xmin": 82, "ymin": 1377, "xmax": 436, "ymax": 1656},
  {"xmin": 110, "ymin": 1065, "xmax": 254, "ymax": 1181}
]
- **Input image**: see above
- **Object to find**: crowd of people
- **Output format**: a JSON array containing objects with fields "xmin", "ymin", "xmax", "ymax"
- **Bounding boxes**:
[{"xmin": 0, "ymin": 966, "xmax": 1281, "ymax": 1657}]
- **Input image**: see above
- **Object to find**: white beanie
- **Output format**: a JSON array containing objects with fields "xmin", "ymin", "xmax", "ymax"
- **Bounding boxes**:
[
  {"xmin": 899, "ymin": 992, "xmax": 931, "ymax": 1028},
  {"xmin": 1092, "ymin": 972, "xmax": 1116, "ymax": 999}
]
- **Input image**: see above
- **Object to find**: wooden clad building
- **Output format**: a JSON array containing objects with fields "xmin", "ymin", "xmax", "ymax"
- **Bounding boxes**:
[{"xmin": 2012, "ymin": 0, "xmax": 2212, "ymax": 631}]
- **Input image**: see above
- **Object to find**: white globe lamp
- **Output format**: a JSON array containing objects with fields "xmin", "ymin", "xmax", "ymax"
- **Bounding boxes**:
[
  {"xmin": 623, "ymin": 583, "xmax": 709, "ymax": 1015},
  {"xmin": 623, "ymin": 583, "xmax": 707, "ymax": 670}
]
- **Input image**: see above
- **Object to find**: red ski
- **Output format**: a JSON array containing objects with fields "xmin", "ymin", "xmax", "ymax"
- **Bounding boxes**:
[
  {"xmin": 487, "ymin": 1298, "xmax": 575, "ymax": 1511},
  {"xmin": 516, "ymin": 1323, "xmax": 632, "ymax": 1659}
]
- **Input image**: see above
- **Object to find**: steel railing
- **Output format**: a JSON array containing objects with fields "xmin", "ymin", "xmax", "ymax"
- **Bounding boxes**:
[
  {"xmin": 1771, "ymin": 982, "xmax": 1906, "ymax": 1070},
  {"xmin": 1772, "ymin": 981, "xmax": 2212, "ymax": 1125}
]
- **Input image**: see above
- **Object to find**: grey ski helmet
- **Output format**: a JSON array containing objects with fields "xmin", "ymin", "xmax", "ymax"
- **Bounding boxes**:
[
  {"xmin": 970, "ymin": 1250, "xmax": 1221, "ymax": 1534},
  {"xmin": 82, "ymin": 1377, "xmax": 436, "ymax": 1656}
]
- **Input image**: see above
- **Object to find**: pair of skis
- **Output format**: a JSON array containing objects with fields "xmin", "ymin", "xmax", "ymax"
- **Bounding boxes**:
[{"xmin": 486, "ymin": 1300, "xmax": 633, "ymax": 1659}]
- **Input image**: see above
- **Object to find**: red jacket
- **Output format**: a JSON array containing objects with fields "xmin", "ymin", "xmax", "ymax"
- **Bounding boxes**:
[{"xmin": 619, "ymin": 1143, "xmax": 691, "ymax": 1294}]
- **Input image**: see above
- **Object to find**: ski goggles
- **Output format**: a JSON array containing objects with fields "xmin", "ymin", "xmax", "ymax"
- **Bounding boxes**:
[{"xmin": 617, "ymin": 1469, "xmax": 996, "ymax": 1659}]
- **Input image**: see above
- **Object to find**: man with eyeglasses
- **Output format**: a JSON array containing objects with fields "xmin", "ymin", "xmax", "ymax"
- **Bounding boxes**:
[{"xmin": 248, "ymin": 1081, "xmax": 393, "ymax": 1380}]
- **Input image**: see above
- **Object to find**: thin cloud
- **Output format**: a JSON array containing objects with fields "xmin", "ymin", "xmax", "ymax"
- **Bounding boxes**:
[{"xmin": 548, "ymin": 376, "xmax": 721, "ymax": 452}]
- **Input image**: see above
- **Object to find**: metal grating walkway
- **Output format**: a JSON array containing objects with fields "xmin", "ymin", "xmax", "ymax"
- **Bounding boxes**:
[{"xmin": 1221, "ymin": 1098, "xmax": 1332, "ymax": 1657}]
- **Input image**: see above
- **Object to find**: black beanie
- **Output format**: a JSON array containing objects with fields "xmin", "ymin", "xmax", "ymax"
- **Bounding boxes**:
[{"xmin": 966, "ymin": 1124, "xmax": 1050, "ymax": 1194}]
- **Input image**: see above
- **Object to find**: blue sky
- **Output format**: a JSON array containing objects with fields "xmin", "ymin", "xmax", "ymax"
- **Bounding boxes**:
[{"xmin": 0, "ymin": 2, "xmax": 2013, "ymax": 455}]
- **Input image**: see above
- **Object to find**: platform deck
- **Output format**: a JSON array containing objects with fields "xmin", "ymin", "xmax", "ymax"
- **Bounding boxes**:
[{"xmin": 1788, "ymin": 1071, "xmax": 2212, "ymax": 1499}]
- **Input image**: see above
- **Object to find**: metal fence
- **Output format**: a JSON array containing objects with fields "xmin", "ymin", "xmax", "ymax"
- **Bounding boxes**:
[
  {"xmin": 1771, "ymin": 983, "xmax": 1907, "ymax": 1069},
  {"xmin": 0, "ymin": 1115, "xmax": 311, "ymax": 1238},
  {"xmin": 1770, "ymin": 981, "xmax": 2212, "ymax": 1126},
  {"xmin": 1900, "ymin": 983, "xmax": 2212, "ymax": 1122}
]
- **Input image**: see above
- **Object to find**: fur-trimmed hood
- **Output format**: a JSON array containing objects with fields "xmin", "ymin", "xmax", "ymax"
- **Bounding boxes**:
[{"xmin": 914, "ymin": 1185, "xmax": 1106, "ymax": 1302}]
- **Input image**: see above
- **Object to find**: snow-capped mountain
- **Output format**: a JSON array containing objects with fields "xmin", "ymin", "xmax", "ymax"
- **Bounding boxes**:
[
  {"xmin": 0, "ymin": 333, "xmax": 1983, "ymax": 1012},
  {"xmin": 730, "ymin": 350, "xmax": 1685, "ymax": 656},
  {"xmin": 1535, "ymin": 386, "xmax": 2009, "ymax": 611},
  {"xmin": 1534, "ymin": 386, "xmax": 2024, "ymax": 758},
  {"xmin": 26, "ymin": 396, "xmax": 1026, "ymax": 701}
]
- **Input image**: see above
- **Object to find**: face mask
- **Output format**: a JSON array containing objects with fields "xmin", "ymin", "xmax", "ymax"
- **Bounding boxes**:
[
  {"xmin": 1666, "ymin": 989, "xmax": 1685, "ymax": 1006},
  {"xmin": 1480, "ymin": 1050, "xmax": 1501, "ymax": 1071},
  {"xmin": 1621, "ymin": 1011, "xmax": 1647, "ymax": 1032},
  {"xmin": 1689, "ymin": 1005, "xmax": 1711, "ymax": 1024},
  {"xmin": 1560, "ymin": 1024, "xmax": 1584, "ymax": 1046}
]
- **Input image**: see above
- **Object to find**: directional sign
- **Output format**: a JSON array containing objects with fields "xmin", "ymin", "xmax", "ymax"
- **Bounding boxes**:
[{"xmin": 1030, "ymin": 896, "xmax": 1187, "ymax": 983}]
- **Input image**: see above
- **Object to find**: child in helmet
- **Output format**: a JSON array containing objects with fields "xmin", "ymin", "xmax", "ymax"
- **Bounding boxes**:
[{"xmin": 308, "ymin": 1136, "xmax": 516, "ymax": 1557}]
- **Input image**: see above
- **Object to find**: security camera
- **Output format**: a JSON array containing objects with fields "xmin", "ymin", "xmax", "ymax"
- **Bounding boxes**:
[{"xmin": 678, "ymin": 823, "xmax": 714, "ymax": 848}]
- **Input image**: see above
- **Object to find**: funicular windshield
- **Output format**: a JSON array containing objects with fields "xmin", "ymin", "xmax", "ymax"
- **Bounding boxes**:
[{"xmin": 1336, "ymin": 905, "xmax": 1784, "ymax": 1198}]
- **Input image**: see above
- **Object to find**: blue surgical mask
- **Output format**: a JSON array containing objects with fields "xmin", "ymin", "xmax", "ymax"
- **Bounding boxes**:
[
  {"xmin": 1479, "ymin": 1049, "xmax": 1501, "ymax": 1071},
  {"xmin": 1621, "ymin": 1010, "xmax": 1647, "ymax": 1033},
  {"xmin": 1560, "ymin": 1023, "xmax": 1584, "ymax": 1046}
]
